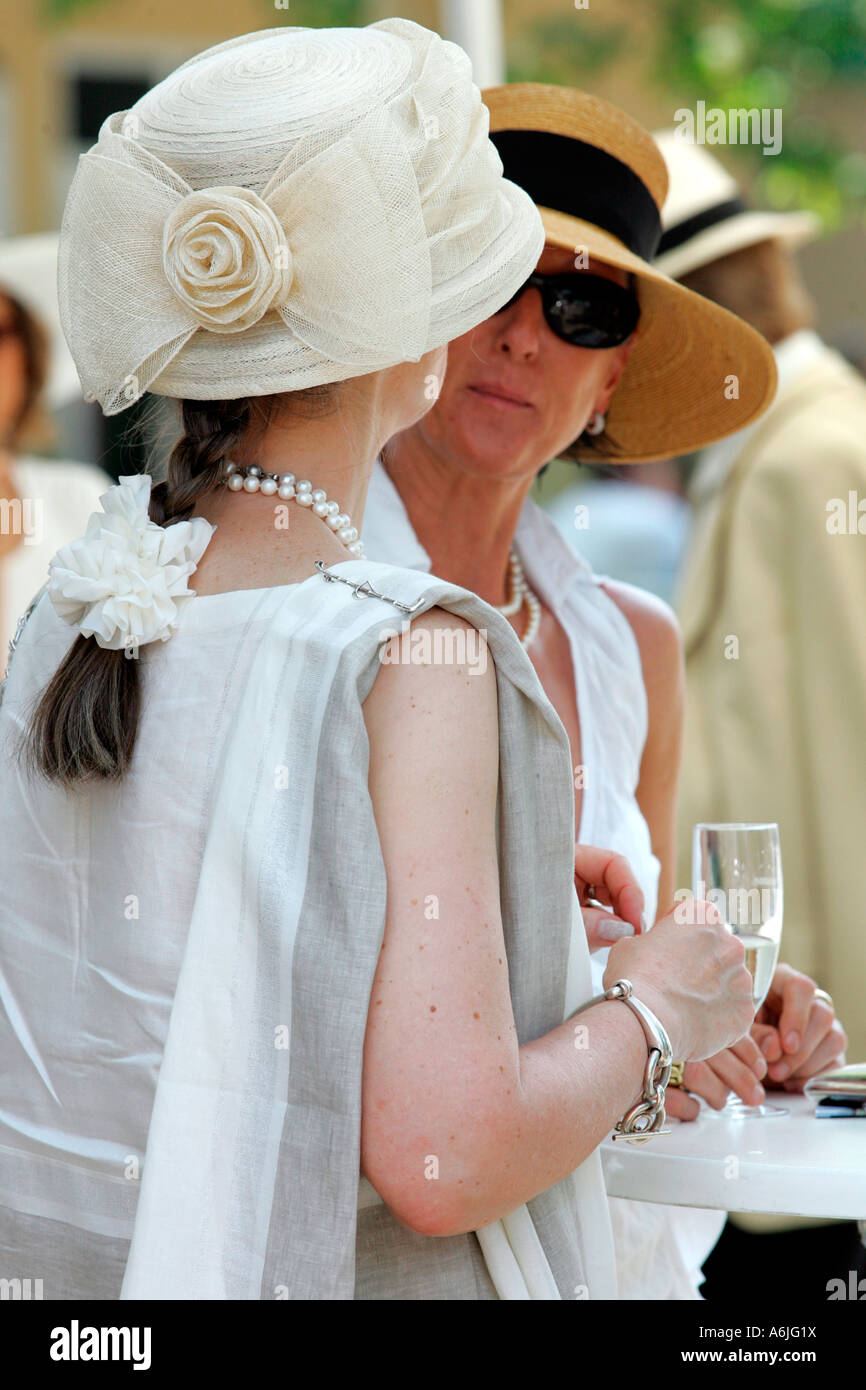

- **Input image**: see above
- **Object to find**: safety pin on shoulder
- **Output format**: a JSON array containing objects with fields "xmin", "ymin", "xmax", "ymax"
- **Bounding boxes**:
[{"xmin": 315, "ymin": 560, "xmax": 426, "ymax": 616}]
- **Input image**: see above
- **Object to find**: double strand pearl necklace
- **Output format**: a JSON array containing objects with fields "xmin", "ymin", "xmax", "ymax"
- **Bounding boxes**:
[
  {"xmin": 499, "ymin": 546, "xmax": 541, "ymax": 651},
  {"xmin": 224, "ymin": 460, "xmax": 364, "ymax": 558}
]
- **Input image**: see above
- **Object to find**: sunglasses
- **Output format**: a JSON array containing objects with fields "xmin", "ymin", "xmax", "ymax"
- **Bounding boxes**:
[{"xmin": 497, "ymin": 271, "xmax": 640, "ymax": 349}]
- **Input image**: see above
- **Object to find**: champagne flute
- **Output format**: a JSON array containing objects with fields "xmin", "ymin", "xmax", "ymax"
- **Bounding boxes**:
[{"xmin": 692, "ymin": 822, "xmax": 787, "ymax": 1118}]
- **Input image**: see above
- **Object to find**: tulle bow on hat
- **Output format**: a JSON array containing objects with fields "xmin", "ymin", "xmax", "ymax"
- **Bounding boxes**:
[{"xmin": 47, "ymin": 475, "xmax": 215, "ymax": 650}]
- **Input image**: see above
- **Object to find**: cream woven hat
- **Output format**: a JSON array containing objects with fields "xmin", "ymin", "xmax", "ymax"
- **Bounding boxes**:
[
  {"xmin": 58, "ymin": 19, "xmax": 544, "ymax": 417},
  {"xmin": 653, "ymin": 129, "xmax": 820, "ymax": 282},
  {"xmin": 483, "ymin": 84, "xmax": 779, "ymax": 464}
]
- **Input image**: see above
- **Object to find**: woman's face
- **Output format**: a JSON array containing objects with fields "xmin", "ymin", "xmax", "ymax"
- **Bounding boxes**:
[
  {"xmin": 0, "ymin": 293, "xmax": 27, "ymax": 448},
  {"xmin": 409, "ymin": 247, "xmax": 637, "ymax": 481}
]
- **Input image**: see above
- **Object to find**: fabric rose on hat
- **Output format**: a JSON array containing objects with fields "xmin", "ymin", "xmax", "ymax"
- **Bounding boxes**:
[
  {"xmin": 162, "ymin": 186, "xmax": 294, "ymax": 333},
  {"xmin": 47, "ymin": 475, "xmax": 215, "ymax": 651}
]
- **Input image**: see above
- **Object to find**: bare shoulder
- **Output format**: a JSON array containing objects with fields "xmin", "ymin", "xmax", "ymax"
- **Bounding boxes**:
[
  {"xmin": 363, "ymin": 605, "xmax": 498, "ymax": 746},
  {"xmin": 598, "ymin": 578, "xmax": 683, "ymax": 683}
]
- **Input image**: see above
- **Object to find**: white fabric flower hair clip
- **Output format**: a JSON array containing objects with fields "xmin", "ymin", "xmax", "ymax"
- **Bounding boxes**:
[{"xmin": 47, "ymin": 474, "xmax": 215, "ymax": 651}]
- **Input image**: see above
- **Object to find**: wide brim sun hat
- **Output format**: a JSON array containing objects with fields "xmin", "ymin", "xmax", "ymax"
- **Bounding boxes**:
[
  {"xmin": 0, "ymin": 233, "xmax": 82, "ymax": 409},
  {"xmin": 652, "ymin": 128, "xmax": 820, "ymax": 283},
  {"xmin": 58, "ymin": 19, "xmax": 545, "ymax": 417},
  {"xmin": 483, "ymin": 84, "xmax": 779, "ymax": 464}
]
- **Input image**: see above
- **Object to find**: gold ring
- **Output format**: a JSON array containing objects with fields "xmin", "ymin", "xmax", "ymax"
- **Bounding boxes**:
[
  {"xmin": 813, "ymin": 988, "xmax": 834, "ymax": 1009},
  {"xmin": 669, "ymin": 1061, "xmax": 686, "ymax": 1088}
]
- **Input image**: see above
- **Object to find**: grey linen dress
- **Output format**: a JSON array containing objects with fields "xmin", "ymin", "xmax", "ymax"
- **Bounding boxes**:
[{"xmin": 0, "ymin": 559, "xmax": 616, "ymax": 1299}]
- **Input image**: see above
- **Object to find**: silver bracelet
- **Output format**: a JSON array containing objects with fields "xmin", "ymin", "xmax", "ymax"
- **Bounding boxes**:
[{"xmin": 567, "ymin": 978, "xmax": 673, "ymax": 1143}]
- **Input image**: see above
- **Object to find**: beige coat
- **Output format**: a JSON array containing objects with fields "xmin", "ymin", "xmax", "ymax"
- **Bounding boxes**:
[{"xmin": 676, "ymin": 344, "xmax": 866, "ymax": 1062}]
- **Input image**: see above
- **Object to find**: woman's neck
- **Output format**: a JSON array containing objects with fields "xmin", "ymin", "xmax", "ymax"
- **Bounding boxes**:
[
  {"xmin": 234, "ymin": 413, "xmax": 378, "ymax": 530},
  {"xmin": 381, "ymin": 432, "xmax": 534, "ymax": 606},
  {"xmin": 188, "ymin": 405, "xmax": 384, "ymax": 594}
]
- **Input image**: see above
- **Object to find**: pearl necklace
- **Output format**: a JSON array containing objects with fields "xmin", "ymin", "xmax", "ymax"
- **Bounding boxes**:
[
  {"xmin": 500, "ymin": 546, "xmax": 541, "ymax": 651},
  {"xmin": 223, "ymin": 460, "xmax": 365, "ymax": 558},
  {"xmin": 223, "ymin": 462, "xmax": 537, "ymax": 645}
]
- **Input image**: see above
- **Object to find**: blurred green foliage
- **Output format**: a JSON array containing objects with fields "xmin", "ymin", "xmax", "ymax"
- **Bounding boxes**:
[
  {"xmin": 266, "ymin": 0, "xmax": 366, "ymax": 23},
  {"xmin": 655, "ymin": 0, "xmax": 866, "ymax": 229},
  {"xmin": 510, "ymin": 0, "xmax": 866, "ymax": 231},
  {"xmin": 42, "ymin": 0, "xmax": 367, "ymax": 21},
  {"xmin": 42, "ymin": 0, "xmax": 866, "ymax": 228},
  {"xmin": 42, "ymin": 0, "xmax": 100, "ymax": 15},
  {"xmin": 507, "ymin": 17, "xmax": 628, "ymax": 84}
]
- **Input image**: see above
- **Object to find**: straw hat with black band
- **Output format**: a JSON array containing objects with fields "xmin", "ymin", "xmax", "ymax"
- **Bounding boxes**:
[{"xmin": 482, "ymin": 83, "xmax": 778, "ymax": 464}]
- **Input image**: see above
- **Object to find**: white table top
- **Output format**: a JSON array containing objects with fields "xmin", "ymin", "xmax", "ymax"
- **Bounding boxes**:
[{"xmin": 601, "ymin": 1094, "xmax": 866, "ymax": 1220}]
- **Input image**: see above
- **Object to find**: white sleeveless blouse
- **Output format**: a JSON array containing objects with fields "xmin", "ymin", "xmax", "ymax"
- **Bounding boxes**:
[{"xmin": 362, "ymin": 458, "xmax": 727, "ymax": 1298}]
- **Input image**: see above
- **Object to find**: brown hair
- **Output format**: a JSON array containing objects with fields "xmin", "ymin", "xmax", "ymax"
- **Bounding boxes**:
[
  {"xmin": 0, "ymin": 290, "xmax": 52, "ymax": 452},
  {"xmin": 22, "ymin": 387, "xmax": 336, "ymax": 787},
  {"xmin": 678, "ymin": 238, "xmax": 815, "ymax": 346},
  {"xmin": 557, "ymin": 270, "xmax": 638, "ymax": 466},
  {"xmin": 558, "ymin": 417, "xmax": 626, "ymax": 465}
]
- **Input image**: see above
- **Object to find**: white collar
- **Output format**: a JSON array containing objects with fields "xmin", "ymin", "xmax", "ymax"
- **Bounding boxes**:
[
  {"xmin": 362, "ymin": 458, "xmax": 433, "ymax": 571},
  {"xmin": 690, "ymin": 330, "xmax": 827, "ymax": 503},
  {"xmin": 772, "ymin": 328, "xmax": 827, "ymax": 384},
  {"xmin": 362, "ymin": 457, "xmax": 594, "ymax": 610}
]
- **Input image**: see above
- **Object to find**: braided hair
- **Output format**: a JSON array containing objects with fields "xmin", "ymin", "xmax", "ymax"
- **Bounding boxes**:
[
  {"xmin": 147, "ymin": 397, "xmax": 257, "ymax": 527},
  {"xmin": 22, "ymin": 390, "xmax": 318, "ymax": 786}
]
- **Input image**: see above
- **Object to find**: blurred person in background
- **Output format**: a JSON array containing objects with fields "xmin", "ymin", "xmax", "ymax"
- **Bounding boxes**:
[
  {"xmin": 0, "ymin": 234, "xmax": 111, "ymax": 676},
  {"xmin": 654, "ymin": 129, "xmax": 866, "ymax": 1295},
  {"xmin": 362, "ymin": 83, "xmax": 847, "ymax": 1299},
  {"xmin": 654, "ymin": 129, "xmax": 866, "ymax": 1059},
  {"xmin": 542, "ymin": 455, "xmax": 692, "ymax": 605},
  {"xmin": 829, "ymin": 323, "xmax": 866, "ymax": 381}
]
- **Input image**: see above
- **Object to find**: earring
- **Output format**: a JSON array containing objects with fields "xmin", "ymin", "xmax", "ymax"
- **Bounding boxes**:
[{"xmin": 585, "ymin": 411, "xmax": 606, "ymax": 436}]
